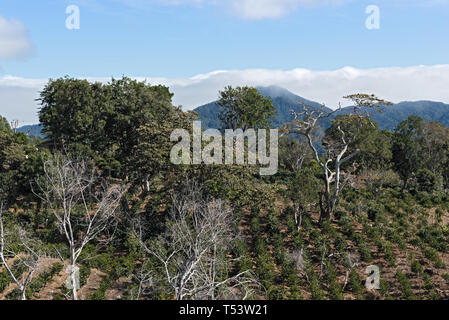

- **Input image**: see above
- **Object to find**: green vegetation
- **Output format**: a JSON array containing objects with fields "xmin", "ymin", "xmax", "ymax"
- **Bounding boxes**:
[{"xmin": 1, "ymin": 78, "xmax": 449, "ymax": 300}]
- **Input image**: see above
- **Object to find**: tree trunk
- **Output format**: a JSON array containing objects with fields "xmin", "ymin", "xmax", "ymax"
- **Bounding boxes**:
[
  {"xmin": 402, "ymin": 178, "xmax": 408, "ymax": 191},
  {"xmin": 70, "ymin": 248, "xmax": 78, "ymax": 300},
  {"xmin": 294, "ymin": 204, "xmax": 304, "ymax": 231},
  {"xmin": 319, "ymin": 191, "xmax": 332, "ymax": 222},
  {"xmin": 145, "ymin": 176, "xmax": 150, "ymax": 192},
  {"xmin": 20, "ymin": 287, "xmax": 26, "ymax": 300}
]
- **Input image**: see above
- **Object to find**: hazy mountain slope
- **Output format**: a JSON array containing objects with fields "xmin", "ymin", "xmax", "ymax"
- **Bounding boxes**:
[
  {"xmin": 194, "ymin": 86, "xmax": 449, "ymax": 131},
  {"xmin": 17, "ymin": 124, "xmax": 45, "ymax": 138},
  {"xmin": 194, "ymin": 86, "xmax": 332, "ymax": 130},
  {"xmin": 336, "ymin": 101, "xmax": 449, "ymax": 131}
]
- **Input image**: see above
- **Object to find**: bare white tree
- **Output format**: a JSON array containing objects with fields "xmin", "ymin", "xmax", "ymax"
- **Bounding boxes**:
[
  {"xmin": 134, "ymin": 184, "xmax": 257, "ymax": 300},
  {"xmin": 0, "ymin": 203, "xmax": 41, "ymax": 300},
  {"xmin": 286, "ymin": 94, "xmax": 390, "ymax": 221},
  {"xmin": 33, "ymin": 156, "xmax": 125, "ymax": 300}
]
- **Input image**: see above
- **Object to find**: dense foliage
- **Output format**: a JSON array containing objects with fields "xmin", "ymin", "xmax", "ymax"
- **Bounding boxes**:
[{"xmin": 1, "ymin": 79, "xmax": 449, "ymax": 300}]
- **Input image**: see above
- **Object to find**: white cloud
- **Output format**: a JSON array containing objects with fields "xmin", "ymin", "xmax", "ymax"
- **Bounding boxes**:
[
  {"xmin": 229, "ymin": 0, "xmax": 301, "ymax": 19},
  {"xmin": 119, "ymin": 0, "xmax": 349, "ymax": 19},
  {"xmin": 2, "ymin": 65, "xmax": 449, "ymax": 125},
  {"xmin": 111, "ymin": 0, "xmax": 449, "ymax": 19},
  {"xmin": 0, "ymin": 16, "xmax": 33, "ymax": 59},
  {"xmin": 160, "ymin": 65, "xmax": 449, "ymax": 109}
]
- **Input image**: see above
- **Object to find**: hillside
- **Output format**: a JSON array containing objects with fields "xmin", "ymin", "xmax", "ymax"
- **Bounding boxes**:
[
  {"xmin": 16, "ymin": 124, "xmax": 45, "ymax": 138},
  {"xmin": 3, "ymin": 78, "xmax": 449, "ymax": 302},
  {"xmin": 194, "ymin": 86, "xmax": 449, "ymax": 131},
  {"xmin": 335, "ymin": 101, "xmax": 449, "ymax": 131}
]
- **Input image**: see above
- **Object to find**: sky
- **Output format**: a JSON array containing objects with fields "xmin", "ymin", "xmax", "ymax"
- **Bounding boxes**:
[{"xmin": 0, "ymin": 0, "xmax": 448, "ymax": 124}]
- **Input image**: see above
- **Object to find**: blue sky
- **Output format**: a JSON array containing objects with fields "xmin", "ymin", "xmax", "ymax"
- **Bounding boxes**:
[
  {"xmin": 0, "ymin": 0, "xmax": 448, "ymax": 78},
  {"xmin": 0, "ymin": 0, "xmax": 449, "ymax": 124}
]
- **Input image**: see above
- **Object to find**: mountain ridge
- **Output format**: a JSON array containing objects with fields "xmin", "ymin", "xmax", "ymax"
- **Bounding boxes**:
[{"xmin": 194, "ymin": 86, "xmax": 449, "ymax": 131}]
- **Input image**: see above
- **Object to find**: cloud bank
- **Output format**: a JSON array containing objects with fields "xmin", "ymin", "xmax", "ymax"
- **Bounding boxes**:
[
  {"xmin": 0, "ymin": 16, "xmax": 33, "ymax": 59},
  {"xmin": 2, "ymin": 64, "xmax": 449, "ymax": 125}
]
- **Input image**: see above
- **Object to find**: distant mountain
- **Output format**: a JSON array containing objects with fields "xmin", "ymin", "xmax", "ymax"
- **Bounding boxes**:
[
  {"xmin": 194, "ymin": 86, "xmax": 449, "ymax": 131},
  {"xmin": 17, "ymin": 124, "xmax": 45, "ymax": 138},
  {"xmin": 194, "ymin": 86, "xmax": 332, "ymax": 130},
  {"xmin": 336, "ymin": 101, "xmax": 449, "ymax": 131}
]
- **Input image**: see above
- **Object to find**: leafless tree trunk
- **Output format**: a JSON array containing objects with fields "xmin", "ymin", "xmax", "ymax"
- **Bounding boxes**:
[
  {"xmin": 286, "ymin": 94, "xmax": 390, "ymax": 221},
  {"xmin": 0, "ymin": 203, "xmax": 41, "ymax": 300},
  {"xmin": 134, "ymin": 183, "xmax": 258, "ymax": 300},
  {"xmin": 32, "ymin": 156, "xmax": 125, "ymax": 300},
  {"xmin": 289, "ymin": 106, "xmax": 358, "ymax": 221}
]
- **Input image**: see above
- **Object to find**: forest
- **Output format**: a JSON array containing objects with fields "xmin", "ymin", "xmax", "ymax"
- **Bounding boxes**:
[{"xmin": 1, "ymin": 77, "xmax": 449, "ymax": 301}]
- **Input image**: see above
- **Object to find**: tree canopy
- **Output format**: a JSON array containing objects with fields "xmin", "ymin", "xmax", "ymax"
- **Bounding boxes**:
[{"xmin": 217, "ymin": 86, "xmax": 276, "ymax": 131}]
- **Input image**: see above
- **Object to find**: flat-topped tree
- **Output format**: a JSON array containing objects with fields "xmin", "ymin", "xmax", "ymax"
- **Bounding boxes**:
[{"xmin": 286, "ymin": 94, "xmax": 391, "ymax": 222}]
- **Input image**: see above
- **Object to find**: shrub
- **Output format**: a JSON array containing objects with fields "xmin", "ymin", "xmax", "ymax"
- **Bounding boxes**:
[
  {"xmin": 395, "ymin": 271, "xmax": 417, "ymax": 300},
  {"xmin": 233, "ymin": 239, "xmax": 253, "ymax": 273},
  {"xmin": 88, "ymin": 276, "xmax": 113, "ymax": 300},
  {"xmin": 422, "ymin": 247, "xmax": 445, "ymax": 269},
  {"xmin": 308, "ymin": 272, "xmax": 326, "ymax": 300},
  {"xmin": 326, "ymin": 263, "xmax": 343, "ymax": 300},
  {"xmin": 416, "ymin": 169, "xmax": 438, "ymax": 193},
  {"xmin": 347, "ymin": 269, "xmax": 364, "ymax": 299},
  {"xmin": 379, "ymin": 278, "xmax": 390, "ymax": 297},
  {"xmin": 442, "ymin": 273, "xmax": 449, "ymax": 285},
  {"xmin": 411, "ymin": 259, "xmax": 423, "ymax": 275},
  {"xmin": 422, "ymin": 273, "xmax": 439, "ymax": 300}
]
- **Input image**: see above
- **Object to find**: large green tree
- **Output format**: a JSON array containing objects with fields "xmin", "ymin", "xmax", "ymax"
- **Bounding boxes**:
[
  {"xmin": 392, "ymin": 117, "xmax": 449, "ymax": 190},
  {"xmin": 326, "ymin": 115, "xmax": 392, "ymax": 171},
  {"xmin": 392, "ymin": 116, "xmax": 425, "ymax": 190},
  {"xmin": 38, "ymin": 77, "xmax": 110, "ymax": 150},
  {"xmin": 38, "ymin": 77, "xmax": 195, "ymax": 187},
  {"xmin": 217, "ymin": 86, "xmax": 276, "ymax": 130}
]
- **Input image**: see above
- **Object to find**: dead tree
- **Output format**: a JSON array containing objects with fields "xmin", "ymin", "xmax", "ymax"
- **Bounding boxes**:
[
  {"xmin": 0, "ymin": 203, "xmax": 41, "ymax": 300},
  {"xmin": 286, "ymin": 94, "xmax": 390, "ymax": 221},
  {"xmin": 134, "ymin": 183, "xmax": 257, "ymax": 300},
  {"xmin": 33, "ymin": 156, "xmax": 125, "ymax": 300}
]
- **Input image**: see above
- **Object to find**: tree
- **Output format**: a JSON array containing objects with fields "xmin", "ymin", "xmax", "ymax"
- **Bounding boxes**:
[
  {"xmin": 38, "ymin": 77, "xmax": 109, "ymax": 151},
  {"xmin": 0, "ymin": 116, "xmax": 11, "ymax": 134},
  {"xmin": 341, "ymin": 121, "xmax": 392, "ymax": 171},
  {"xmin": 392, "ymin": 116, "xmax": 425, "ymax": 190},
  {"xmin": 287, "ymin": 163, "xmax": 321, "ymax": 230},
  {"xmin": 416, "ymin": 168, "xmax": 438, "ymax": 193},
  {"xmin": 217, "ymin": 86, "xmax": 276, "ymax": 131},
  {"xmin": 420, "ymin": 121, "xmax": 449, "ymax": 177},
  {"xmin": 286, "ymin": 94, "xmax": 391, "ymax": 221},
  {"xmin": 279, "ymin": 137, "xmax": 313, "ymax": 174},
  {"xmin": 0, "ymin": 203, "xmax": 42, "ymax": 300},
  {"xmin": 33, "ymin": 156, "xmax": 125, "ymax": 300},
  {"xmin": 133, "ymin": 183, "xmax": 257, "ymax": 300},
  {"xmin": 0, "ymin": 131, "xmax": 47, "ymax": 203},
  {"xmin": 129, "ymin": 105, "xmax": 195, "ymax": 192},
  {"xmin": 38, "ymin": 77, "xmax": 193, "ymax": 186}
]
